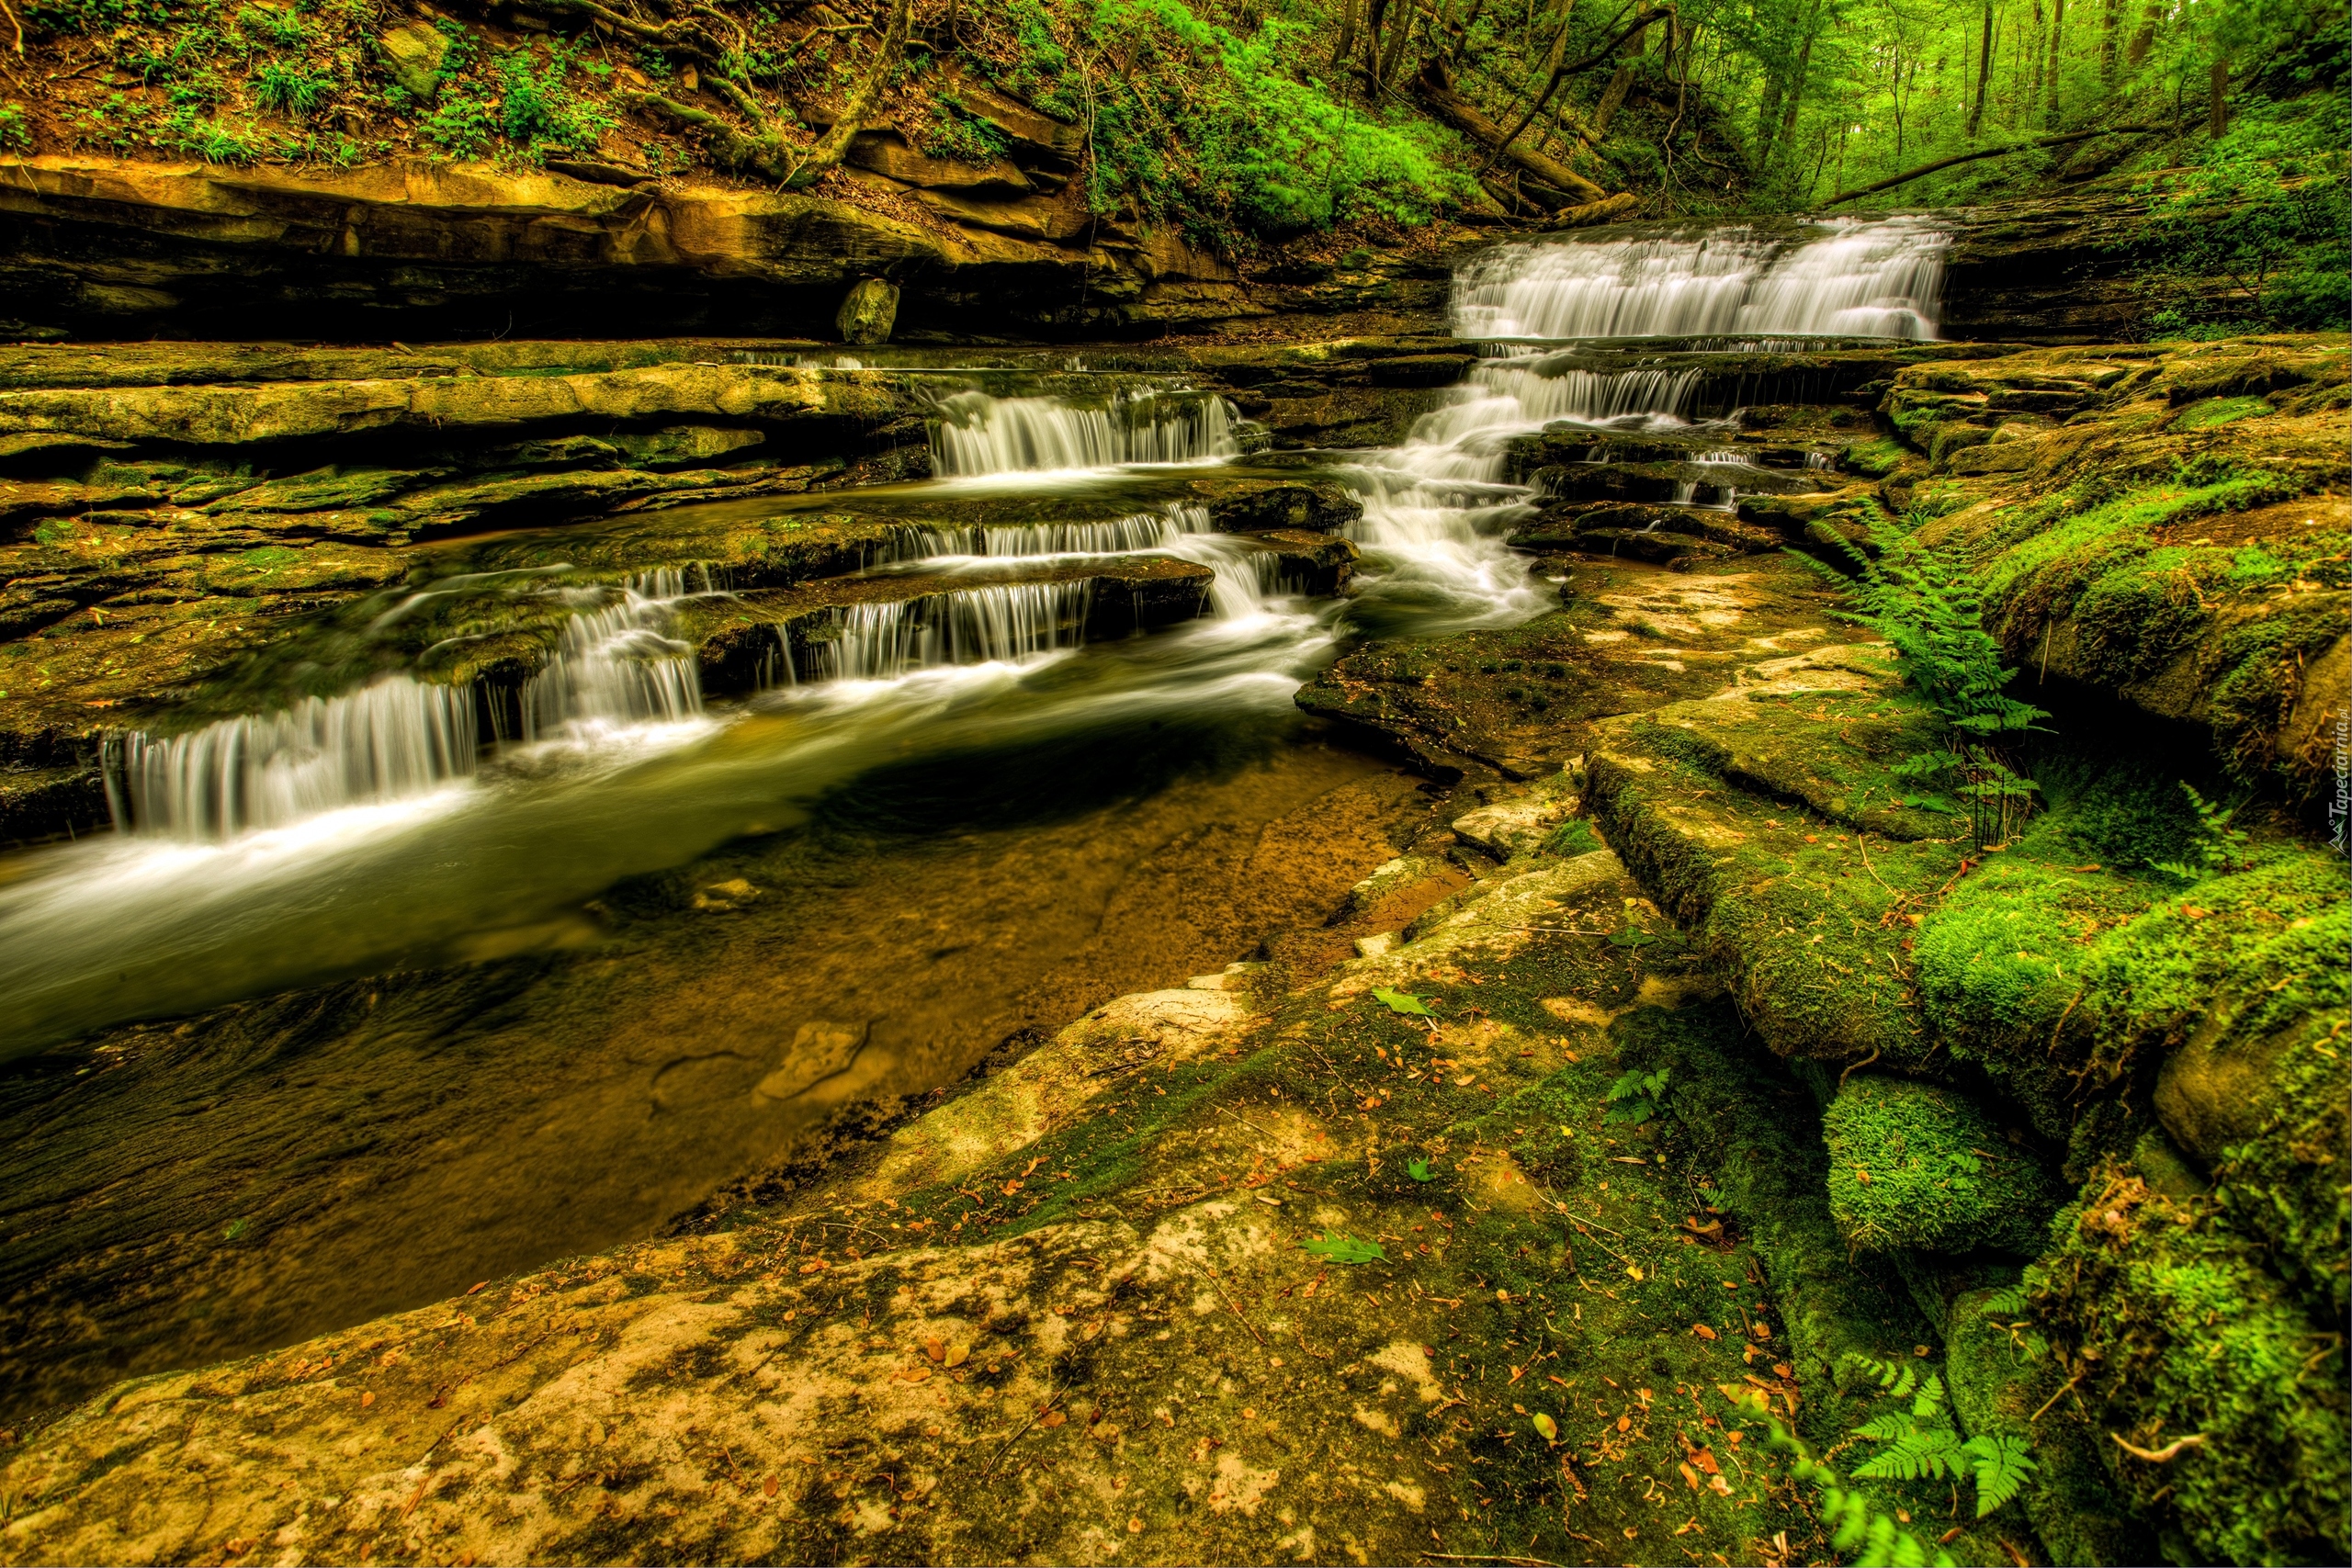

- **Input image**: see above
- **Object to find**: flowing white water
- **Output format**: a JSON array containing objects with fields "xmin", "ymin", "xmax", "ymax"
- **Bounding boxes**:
[
  {"xmin": 519, "ymin": 575, "xmax": 707, "ymax": 742},
  {"xmin": 1452, "ymin": 216, "xmax": 1951, "ymax": 341},
  {"xmin": 107, "ymin": 676, "xmax": 478, "ymax": 840},
  {"xmin": 930, "ymin": 390, "xmax": 1239, "ymax": 476},
  {"xmin": 787, "ymin": 581, "xmax": 1099, "ymax": 682}
]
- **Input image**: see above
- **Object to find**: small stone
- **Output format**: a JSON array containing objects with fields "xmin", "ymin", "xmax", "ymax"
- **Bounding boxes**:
[
  {"xmin": 377, "ymin": 21, "xmax": 449, "ymax": 102},
  {"xmin": 837, "ymin": 278, "xmax": 900, "ymax": 346}
]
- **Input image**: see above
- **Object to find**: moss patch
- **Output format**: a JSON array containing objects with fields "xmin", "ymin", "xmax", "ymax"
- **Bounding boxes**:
[{"xmin": 1822, "ymin": 1076, "xmax": 2059, "ymax": 1255}]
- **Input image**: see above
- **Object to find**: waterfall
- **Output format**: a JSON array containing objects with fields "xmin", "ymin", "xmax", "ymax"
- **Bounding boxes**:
[
  {"xmin": 519, "ymin": 575, "xmax": 706, "ymax": 740},
  {"xmin": 930, "ymin": 390, "xmax": 1238, "ymax": 476},
  {"xmin": 1451, "ymin": 217, "xmax": 1951, "ymax": 341},
  {"xmin": 876, "ymin": 509, "xmax": 1181, "ymax": 563},
  {"xmin": 786, "ymin": 581, "xmax": 1098, "ymax": 682},
  {"xmin": 107, "ymin": 676, "xmax": 478, "ymax": 839}
]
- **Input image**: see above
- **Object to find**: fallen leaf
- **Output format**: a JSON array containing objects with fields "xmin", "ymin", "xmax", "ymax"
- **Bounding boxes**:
[
  {"xmin": 945, "ymin": 1344, "xmax": 969, "ymax": 1369},
  {"xmin": 1039, "ymin": 1410, "xmax": 1067, "ymax": 1428},
  {"xmin": 1532, "ymin": 1413, "xmax": 1558, "ymax": 1442},
  {"xmin": 1372, "ymin": 987, "xmax": 1434, "ymax": 1017},
  {"xmin": 1617, "ymin": 1415, "xmax": 1632, "ymax": 1433},
  {"xmin": 1692, "ymin": 1448, "xmax": 1720, "ymax": 1475},
  {"xmin": 1708, "ymin": 1473, "xmax": 1733, "ymax": 1496},
  {"xmin": 763, "ymin": 1476, "xmax": 779, "ymax": 1497},
  {"xmin": 1624, "ymin": 1262, "xmax": 1645, "ymax": 1281},
  {"xmin": 360, "ymin": 1392, "xmax": 376, "ymax": 1408},
  {"xmin": 924, "ymin": 1338, "xmax": 944, "ymax": 1363},
  {"xmin": 1610, "ymin": 1156, "xmax": 1647, "ymax": 1165},
  {"xmin": 1679, "ymin": 1461, "xmax": 1701, "ymax": 1490},
  {"xmin": 1303, "ymin": 1233, "xmax": 1385, "ymax": 1265},
  {"xmin": 1691, "ymin": 1324, "xmax": 1718, "ymax": 1340},
  {"xmin": 465, "ymin": 1281, "xmax": 489, "ymax": 1296}
]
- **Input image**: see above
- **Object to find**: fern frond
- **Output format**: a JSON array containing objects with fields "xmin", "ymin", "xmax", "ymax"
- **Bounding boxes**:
[
  {"xmin": 1963, "ymin": 1433, "xmax": 2037, "ymax": 1517},
  {"xmin": 1854, "ymin": 1412, "xmax": 1917, "ymax": 1441},
  {"xmin": 1980, "ymin": 1285, "xmax": 2029, "ymax": 1316},
  {"xmin": 1912, "ymin": 1371, "xmax": 1948, "ymax": 1421},
  {"xmin": 1852, "ymin": 1427, "xmax": 1965, "ymax": 1482}
]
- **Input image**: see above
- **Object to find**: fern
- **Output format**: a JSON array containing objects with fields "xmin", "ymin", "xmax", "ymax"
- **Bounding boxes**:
[
  {"xmin": 1838, "ymin": 1351, "xmax": 2037, "ymax": 1519},
  {"xmin": 2152, "ymin": 780, "xmax": 2253, "ymax": 880},
  {"xmin": 1796, "ymin": 520, "xmax": 2049, "ymax": 847},
  {"xmin": 1963, "ymin": 1434, "xmax": 2036, "ymax": 1517},
  {"xmin": 1729, "ymin": 1393, "xmax": 1955, "ymax": 1568},
  {"xmin": 1852, "ymin": 1425, "xmax": 1967, "ymax": 1482},
  {"xmin": 1979, "ymin": 1284, "xmax": 2030, "ymax": 1316}
]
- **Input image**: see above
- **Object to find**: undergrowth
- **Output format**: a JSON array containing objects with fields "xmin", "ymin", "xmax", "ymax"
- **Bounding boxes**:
[{"xmin": 1801, "ymin": 520, "xmax": 2047, "ymax": 847}]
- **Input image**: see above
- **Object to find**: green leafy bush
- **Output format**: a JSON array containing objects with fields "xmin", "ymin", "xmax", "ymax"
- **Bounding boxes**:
[
  {"xmin": 975, "ymin": 0, "xmax": 1474, "ymax": 243},
  {"xmin": 2143, "ymin": 94, "xmax": 2349, "ymax": 333}
]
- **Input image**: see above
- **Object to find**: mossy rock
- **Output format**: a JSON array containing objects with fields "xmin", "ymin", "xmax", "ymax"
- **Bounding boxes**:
[
  {"xmin": 1823, "ymin": 1075, "xmax": 2060, "ymax": 1256},
  {"xmin": 2034, "ymin": 1171, "xmax": 2350, "ymax": 1565}
]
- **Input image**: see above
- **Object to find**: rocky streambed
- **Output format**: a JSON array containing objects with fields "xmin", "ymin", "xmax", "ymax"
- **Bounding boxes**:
[{"xmin": 0, "ymin": 217, "xmax": 2344, "ymax": 1568}]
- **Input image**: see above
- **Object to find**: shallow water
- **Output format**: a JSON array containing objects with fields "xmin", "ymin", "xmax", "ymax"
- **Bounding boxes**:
[{"xmin": 0, "ymin": 215, "xmax": 1951, "ymax": 1424}]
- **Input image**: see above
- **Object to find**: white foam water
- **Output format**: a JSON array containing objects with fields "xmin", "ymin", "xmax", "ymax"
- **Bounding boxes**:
[
  {"xmin": 930, "ymin": 390, "xmax": 1238, "ymax": 476},
  {"xmin": 1452, "ymin": 216, "xmax": 1951, "ymax": 341},
  {"xmin": 106, "ymin": 676, "xmax": 479, "ymax": 840},
  {"xmin": 787, "ymin": 580, "xmax": 1099, "ymax": 682},
  {"xmin": 519, "ymin": 573, "xmax": 706, "ymax": 741}
]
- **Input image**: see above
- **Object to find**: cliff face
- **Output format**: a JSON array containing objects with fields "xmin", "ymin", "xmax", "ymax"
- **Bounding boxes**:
[
  {"xmin": 0, "ymin": 155, "xmax": 2247, "ymax": 345},
  {"xmin": 0, "ymin": 155, "xmax": 1463, "ymax": 344}
]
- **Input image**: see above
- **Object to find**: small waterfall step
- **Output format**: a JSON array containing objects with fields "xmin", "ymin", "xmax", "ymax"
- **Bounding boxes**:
[{"xmin": 684, "ymin": 557, "xmax": 1225, "ymax": 694}]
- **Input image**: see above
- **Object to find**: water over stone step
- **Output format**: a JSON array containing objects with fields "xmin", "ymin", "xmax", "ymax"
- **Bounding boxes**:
[{"xmin": 686, "ymin": 557, "xmax": 1221, "ymax": 694}]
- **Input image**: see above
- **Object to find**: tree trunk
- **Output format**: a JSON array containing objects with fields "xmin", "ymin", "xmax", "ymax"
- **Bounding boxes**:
[
  {"xmin": 2044, "ymin": 0, "xmax": 2064, "ymax": 124},
  {"xmin": 2099, "ymin": 0, "xmax": 2120, "ymax": 87},
  {"xmin": 789, "ymin": 0, "xmax": 912, "ymax": 186},
  {"xmin": 1589, "ymin": 22, "xmax": 1646, "ymax": 142},
  {"xmin": 1774, "ymin": 0, "xmax": 1823, "ymax": 175},
  {"xmin": 1967, "ymin": 0, "xmax": 1994, "ymax": 136},
  {"xmin": 1378, "ymin": 0, "xmax": 1421, "ymax": 86},
  {"xmin": 1333, "ymin": 0, "xmax": 1358, "ymax": 71},
  {"xmin": 2209, "ymin": 56, "xmax": 2228, "ymax": 137},
  {"xmin": 2126, "ymin": 0, "xmax": 2158, "ymax": 66},
  {"xmin": 1415, "ymin": 55, "xmax": 1608, "ymax": 202}
]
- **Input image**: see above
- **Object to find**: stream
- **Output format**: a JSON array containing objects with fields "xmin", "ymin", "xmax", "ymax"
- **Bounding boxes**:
[{"xmin": 0, "ymin": 217, "xmax": 1950, "ymax": 1423}]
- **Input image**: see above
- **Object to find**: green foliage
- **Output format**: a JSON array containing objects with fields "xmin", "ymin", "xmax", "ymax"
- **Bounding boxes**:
[
  {"xmin": 1729, "ymin": 1387, "xmax": 1957, "ymax": 1567},
  {"xmin": 253, "ymin": 57, "xmax": 336, "ymax": 118},
  {"xmin": 2150, "ymin": 782, "xmax": 2252, "ymax": 881},
  {"xmin": 2143, "ymin": 94, "xmax": 2349, "ymax": 333},
  {"xmin": 1371, "ymin": 987, "xmax": 1432, "ymax": 1017},
  {"xmin": 0, "ymin": 103, "xmax": 28, "ymax": 152},
  {"xmin": 1801, "ymin": 519, "xmax": 2047, "ymax": 846},
  {"xmin": 1602, "ymin": 1066, "xmax": 1668, "ymax": 1126},
  {"xmin": 974, "ymin": 0, "xmax": 1475, "ymax": 243},
  {"xmin": 919, "ymin": 88, "xmax": 1012, "ymax": 164},
  {"xmin": 493, "ymin": 38, "xmax": 616, "ymax": 156},
  {"xmin": 1406, "ymin": 1156, "xmax": 1437, "ymax": 1182},
  {"xmin": 1842, "ymin": 1353, "xmax": 2037, "ymax": 1517},
  {"xmin": 1301, "ymin": 1232, "xmax": 1385, "ymax": 1265}
]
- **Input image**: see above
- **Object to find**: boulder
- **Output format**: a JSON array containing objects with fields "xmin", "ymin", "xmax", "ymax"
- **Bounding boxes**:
[
  {"xmin": 835, "ymin": 277, "xmax": 899, "ymax": 345},
  {"xmin": 376, "ymin": 21, "xmax": 448, "ymax": 102},
  {"xmin": 1822, "ymin": 1075, "xmax": 2059, "ymax": 1256}
]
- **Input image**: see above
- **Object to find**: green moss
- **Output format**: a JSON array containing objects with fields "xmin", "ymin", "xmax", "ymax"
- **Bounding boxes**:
[
  {"xmin": 1943, "ymin": 1284, "xmax": 2156, "ymax": 1566},
  {"xmin": 2033, "ymin": 1174, "xmax": 2350, "ymax": 1565},
  {"xmin": 1839, "ymin": 435, "xmax": 1908, "ymax": 479},
  {"xmin": 2168, "ymin": 394, "xmax": 2275, "ymax": 431},
  {"xmin": 1539, "ymin": 817, "xmax": 1600, "ymax": 856},
  {"xmin": 1822, "ymin": 1076, "xmax": 2059, "ymax": 1255},
  {"xmin": 1917, "ymin": 779, "xmax": 2348, "ymax": 1139}
]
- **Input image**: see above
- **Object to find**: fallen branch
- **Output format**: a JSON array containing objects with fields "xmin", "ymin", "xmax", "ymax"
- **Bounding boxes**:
[
  {"xmin": 1543, "ymin": 191, "xmax": 1639, "ymax": 229},
  {"xmin": 1414, "ymin": 55, "xmax": 1607, "ymax": 205},
  {"xmin": 1819, "ymin": 123, "xmax": 2177, "ymax": 207},
  {"xmin": 2110, "ymin": 1430, "xmax": 2208, "ymax": 1463}
]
